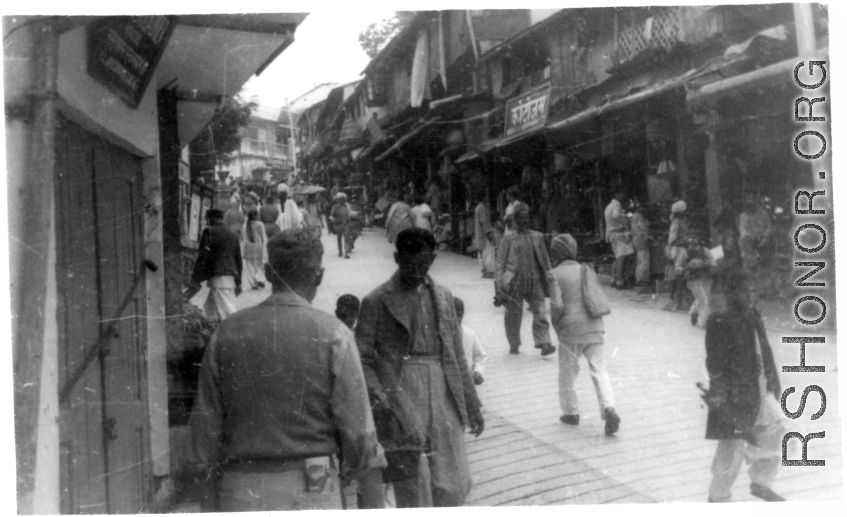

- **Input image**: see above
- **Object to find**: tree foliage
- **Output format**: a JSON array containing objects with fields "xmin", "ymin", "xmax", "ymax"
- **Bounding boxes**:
[
  {"xmin": 189, "ymin": 92, "xmax": 257, "ymax": 177},
  {"xmin": 358, "ymin": 11, "xmax": 416, "ymax": 59}
]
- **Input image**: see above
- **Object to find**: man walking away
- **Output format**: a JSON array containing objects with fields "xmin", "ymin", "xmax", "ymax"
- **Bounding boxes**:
[
  {"xmin": 548, "ymin": 234, "xmax": 620, "ymax": 435},
  {"xmin": 473, "ymin": 192, "xmax": 496, "ymax": 278},
  {"xmin": 260, "ymin": 195, "xmax": 281, "ymax": 239},
  {"xmin": 190, "ymin": 229, "xmax": 386, "ymax": 511},
  {"xmin": 192, "ymin": 209, "xmax": 242, "ymax": 320},
  {"xmin": 224, "ymin": 199, "xmax": 245, "ymax": 241},
  {"xmin": 386, "ymin": 192, "xmax": 414, "ymax": 244},
  {"xmin": 329, "ymin": 192, "xmax": 352, "ymax": 259},
  {"xmin": 704, "ymin": 269, "xmax": 784, "ymax": 503},
  {"xmin": 242, "ymin": 209, "xmax": 267, "ymax": 290},
  {"xmin": 495, "ymin": 203, "xmax": 556, "ymax": 356},
  {"xmin": 604, "ymin": 190, "xmax": 635, "ymax": 289},
  {"xmin": 356, "ymin": 228, "xmax": 484, "ymax": 508}
]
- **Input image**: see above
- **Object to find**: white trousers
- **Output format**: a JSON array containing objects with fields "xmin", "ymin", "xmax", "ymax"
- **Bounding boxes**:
[
  {"xmin": 708, "ymin": 396, "xmax": 783, "ymax": 501},
  {"xmin": 558, "ymin": 341, "xmax": 615, "ymax": 418},
  {"xmin": 244, "ymin": 259, "xmax": 263, "ymax": 289},
  {"xmin": 688, "ymin": 278, "xmax": 711, "ymax": 328},
  {"xmin": 204, "ymin": 285, "xmax": 237, "ymax": 320}
]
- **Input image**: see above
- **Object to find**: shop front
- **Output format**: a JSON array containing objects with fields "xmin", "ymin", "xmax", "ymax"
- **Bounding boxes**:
[{"xmin": 6, "ymin": 14, "xmax": 305, "ymax": 513}]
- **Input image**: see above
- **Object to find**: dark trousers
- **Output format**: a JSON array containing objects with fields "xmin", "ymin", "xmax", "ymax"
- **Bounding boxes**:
[
  {"xmin": 504, "ymin": 282, "xmax": 551, "ymax": 352},
  {"xmin": 613, "ymin": 254, "xmax": 635, "ymax": 286}
]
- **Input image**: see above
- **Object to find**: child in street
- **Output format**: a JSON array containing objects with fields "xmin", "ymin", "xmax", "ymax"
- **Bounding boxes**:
[
  {"xmin": 704, "ymin": 269, "xmax": 785, "ymax": 502},
  {"xmin": 432, "ymin": 214, "xmax": 453, "ymax": 251},
  {"xmin": 335, "ymin": 294, "xmax": 360, "ymax": 330},
  {"xmin": 453, "ymin": 297, "xmax": 488, "ymax": 385},
  {"xmin": 684, "ymin": 235, "xmax": 713, "ymax": 328}
]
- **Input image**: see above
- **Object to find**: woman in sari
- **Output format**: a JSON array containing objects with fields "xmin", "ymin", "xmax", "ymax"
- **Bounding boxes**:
[{"xmin": 242, "ymin": 208, "xmax": 267, "ymax": 290}]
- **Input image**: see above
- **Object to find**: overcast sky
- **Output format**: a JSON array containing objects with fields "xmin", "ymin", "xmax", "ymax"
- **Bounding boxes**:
[{"xmin": 241, "ymin": 7, "xmax": 397, "ymax": 108}]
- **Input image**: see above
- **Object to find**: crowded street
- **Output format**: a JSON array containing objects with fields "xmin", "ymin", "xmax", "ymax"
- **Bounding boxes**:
[
  {"xmin": 183, "ymin": 225, "xmax": 842, "ymax": 507},
  {"xmin": 6, "ymin": 7, "xmax": 839, "ymax": 513}
]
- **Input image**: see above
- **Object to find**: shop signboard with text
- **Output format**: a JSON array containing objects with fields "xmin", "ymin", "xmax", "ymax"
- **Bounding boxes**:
[
  {"xmin": 504, "ymin": 83, "xmax": 551, "ymax": 142},
  {"xmin": 87, "ymin": 16, "xmax": 176, "ymax": 108}
]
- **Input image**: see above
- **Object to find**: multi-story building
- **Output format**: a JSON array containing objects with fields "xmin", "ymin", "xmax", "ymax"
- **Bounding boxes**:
[
  {"xmin": 342, "ymin": 6, "xmax": 828, "ymax": 300},
  {"xmin": 298, "ymin": 79, "xmax": 362, "ymax": 183},
  {"xmin": 229, "ymin": 104, "xmax": 295, "ymax": 183}
]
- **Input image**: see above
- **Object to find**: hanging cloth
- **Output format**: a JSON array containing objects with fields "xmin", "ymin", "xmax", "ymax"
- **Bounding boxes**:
[{"xmin": 411, "ymin": 29, "xmax": 429, "ymax": 108}]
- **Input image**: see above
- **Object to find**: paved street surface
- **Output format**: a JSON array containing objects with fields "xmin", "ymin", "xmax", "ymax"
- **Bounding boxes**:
[{"xmin": 190, "ymin": 226, "xmax": 842, "ymax": 506}]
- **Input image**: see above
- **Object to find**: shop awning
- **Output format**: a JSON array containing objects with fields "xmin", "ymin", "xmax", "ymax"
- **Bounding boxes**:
[
  {"xmin": 546, "ymin": 69, "xmax": 696, "ymax": 134},
  {"xmin": 355, "ymin": 138, "xmax": 386, "ymax": 162},
  {"xmin": 687, "ymin": 49, "xmax": 829, "ymax": 105},
  {"xmin": 375, "ymin": 116, "xmax": 442, "ymax": 162},
  {"xmin": 156, "ymin": 14, "xmax": 308, "ymax": 147}
]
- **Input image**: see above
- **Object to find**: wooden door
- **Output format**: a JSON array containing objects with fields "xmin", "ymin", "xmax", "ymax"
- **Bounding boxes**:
[{"xmin": 56, "ymin": 115, "xmax": 152, "ymax": 513}]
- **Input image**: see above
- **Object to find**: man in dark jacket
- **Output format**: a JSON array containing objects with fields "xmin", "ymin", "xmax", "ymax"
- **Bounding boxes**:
[
  {"xmin": 704, "ymin": 268, "xmax": 784, "ymax": 502},
  {"xmin": 190, "ymin": 229, "xmax": 385, "ymax": 511},
  {"xmin": 495, "ymin": 203, "xmax": 556, "ymax": 355},
  {"xmin": 356, "ymin": 228, "xmax": 484, "ymax": 508},
  {"xmin": 194, "ymin": 209, "xmax": 243, "ymax": 320}
]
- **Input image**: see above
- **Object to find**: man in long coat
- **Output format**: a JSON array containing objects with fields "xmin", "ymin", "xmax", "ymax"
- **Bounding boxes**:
[
  {"xmin": 356, "ymin": 228, "xmax": 484, "ymax": 507},
  {"xmin": 704, "ymin": 269, "xmax": 784, "ymax": 502},
  {"xmin": 192, "ymin": 209, "xmax": 242, "ymax": 320},
  {"xmin": 495, "ymin": 203, "xmax": 556, "ymax": 356}
]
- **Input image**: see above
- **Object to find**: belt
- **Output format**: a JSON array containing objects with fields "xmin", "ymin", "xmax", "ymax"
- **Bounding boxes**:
[{"xmin": 223, "ymin": 455, "xmax": 334, "ymax": 473}]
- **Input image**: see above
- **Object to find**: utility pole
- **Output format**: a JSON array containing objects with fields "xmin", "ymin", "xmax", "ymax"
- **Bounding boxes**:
[{"xmin": 285, "ymin": 97, "xmax": 298, "ymax": 178}]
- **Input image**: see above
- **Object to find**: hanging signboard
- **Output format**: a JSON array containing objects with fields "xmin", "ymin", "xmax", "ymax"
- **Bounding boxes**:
[
  {"xmin": 87, "ymin": 16, "xmax": 176, "ymax": 109},
  {"xmin": 504, "ymin": 83, "xmax": 551, "ymax": 143}
]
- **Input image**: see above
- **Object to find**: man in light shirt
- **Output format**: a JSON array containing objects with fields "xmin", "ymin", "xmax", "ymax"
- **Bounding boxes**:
[{"xmin": 411, "ymin": 194, "xmax": 433, "ymax": 232}]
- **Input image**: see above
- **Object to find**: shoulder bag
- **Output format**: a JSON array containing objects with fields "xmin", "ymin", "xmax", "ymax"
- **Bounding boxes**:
[{"xmin": 581, "ymin": 263, "xmax": 611, "ymax": 318}]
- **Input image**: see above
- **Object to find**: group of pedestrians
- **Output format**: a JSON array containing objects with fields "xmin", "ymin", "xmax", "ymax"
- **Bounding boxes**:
[
  {"xmin": 186, "ymin": 179, "xmax": 786, "ymax": 509},
  {"xmin": 601, "ymin": 191, "xmax": 785, "ymax": 502},
  {"xmin": 468, "ymin": 187, "xmax": 784, "ymax": 503},
  {"xmin": 189, "ymin": 227, "xmax": 485, "ymax": 511},
  {"xmin": 189, "ymin": 181, "xmax": 324, "ymax": 320}
]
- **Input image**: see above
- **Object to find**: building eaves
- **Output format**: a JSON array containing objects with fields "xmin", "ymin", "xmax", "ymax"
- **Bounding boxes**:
[
  {"xmin": 477, "ymin": 8, "xmax": 571, "ymax": 64},
  {"xmin": 362, "ymin": 12, "xmax": 437, "ymax": 75}
]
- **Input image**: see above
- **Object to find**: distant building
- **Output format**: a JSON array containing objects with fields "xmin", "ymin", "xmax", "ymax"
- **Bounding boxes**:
[
  {"xmin": 290, "ymin": 82, "xmax": 341, "ymax": 112},
  {"xmin": 229, "ymin": 104, "xmax": 295, "ymax": 183}
]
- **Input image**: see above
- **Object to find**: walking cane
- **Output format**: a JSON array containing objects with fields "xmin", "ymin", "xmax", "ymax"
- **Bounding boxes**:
[{"xmin": 59, "ymin": 259, "xmax": 158, "ymax": 404}]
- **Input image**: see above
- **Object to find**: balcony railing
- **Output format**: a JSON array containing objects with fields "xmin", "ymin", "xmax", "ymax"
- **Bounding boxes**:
[
  {"xmin": 241, "ymin": 138, "xmax": 290, "ymax": 158},
  {"xmin": 616, "ymin": 7, "xmax": 683, "ymax": 65}
]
